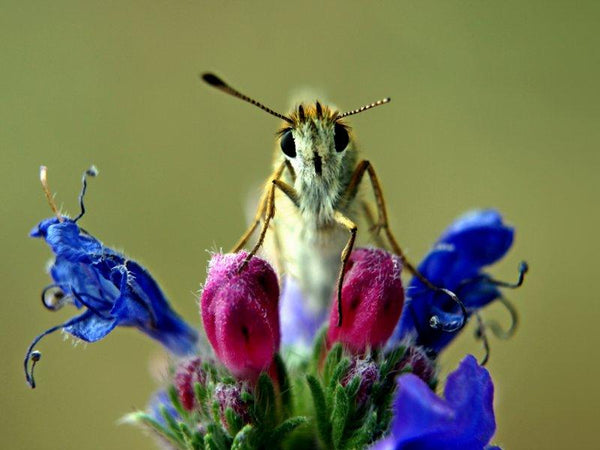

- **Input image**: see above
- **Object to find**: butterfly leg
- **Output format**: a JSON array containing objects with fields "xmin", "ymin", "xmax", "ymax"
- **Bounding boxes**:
[
  {"xmin": 342, "ymin": 160, "xmax": 467, "ymax": 330},
  {"xmin": 333, "ymin": 211, "xmax": 358, "ymax": 327},
  {"xmin": 238, "ymin": 177, "xmax": 298, "ymax": 271},
  {"xmin": 232, "ymin": 162, "xmax": 288, "ymax": 253}
]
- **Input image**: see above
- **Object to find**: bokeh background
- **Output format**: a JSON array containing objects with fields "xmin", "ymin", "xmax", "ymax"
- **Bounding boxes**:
[{"xmin": 1, "ymin": 1, "xmax": 598, "ymax": 448}]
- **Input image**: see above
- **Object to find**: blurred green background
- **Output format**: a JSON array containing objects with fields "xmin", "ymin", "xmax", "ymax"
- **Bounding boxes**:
[{"xmin": 1, "ymin": 1, "xmax": 598, "ymax": 448}]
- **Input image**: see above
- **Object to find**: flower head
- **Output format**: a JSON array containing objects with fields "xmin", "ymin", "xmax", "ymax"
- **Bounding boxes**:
[
  {"xmin": 201, "ymin": 252, "xmax": 280, "ymax": 380},
  {"xmin": 341, "ymin": 357, "xmax": 379, "ymax": 408},
  {"xmin": 327, "ymin": 248, "xmax": 404, "ymax": 353},
  {"xmin": 174, "ymin": 357, "xmax": 206, "ymax": 411},
  {"xmin": 371, "ymin": 355, "xmax": 497, "ymax": 450},
  {"xmin": 214, "ymin": 382, "xmax": 252, "ymax": 431},
  {"xmin": 25, "ymin": 168, "xmax": 198, "ymax": 388},
  {"xmin": 392, "ymin": 209, "xmax": 519, "ymax": 353}
]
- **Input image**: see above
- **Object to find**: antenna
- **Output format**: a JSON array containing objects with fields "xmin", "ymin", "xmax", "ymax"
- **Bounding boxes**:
[
  {"xmin": 338, "ymin": 97, "xmax": 391, "ymax": 119},
  {"xmin": 201, "ymin": 73, "xmax": 293, "ymax": 124}
]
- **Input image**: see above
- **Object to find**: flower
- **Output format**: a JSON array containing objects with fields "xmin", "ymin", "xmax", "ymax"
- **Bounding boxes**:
[
  {"xmin": 327, "ymin": 248, "xmax": 404, "ymax": 353},
  {"xmin": 396, "ymin": 346, "xmax": 437, "ymax": 385},
  {"xmin": 214, "ymin": 382, "xmax": 251, "ymax": 431},
  {"xmin": 340, "ymin": 357, "xmax": 379, "ymax": 408},
  {"xmin": 25, "ymin": 217, "xmax": 198, "ymax": 388},
  {"xmin": 392, "ymin": 209, "xmax": 517, "ymax": 353},
  {"xmin": 200, "ymin": 252, "xmax": 280, "ymax": 380},
  {"xmin": 174, "ymin": 357, "xmax": 206, "ymax": 411},
  {"xmin": 371, "ymin": 355, "xmax": 497, "ymax": 450}
]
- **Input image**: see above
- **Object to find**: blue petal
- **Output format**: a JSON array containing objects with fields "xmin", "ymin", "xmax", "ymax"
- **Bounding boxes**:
[
  {"xmin": 438, "ymin": 210, "xmax": 514, "ymax": 269},
  {"xmin": 26, "ymin": 216, "xmax": 198, "ymax": 387},
  {"xmin": 64, "ymin": 310, "xmax": 118, "ymax": 342},
  {"xmin": 391, "ymin": 210, "xmax": 515, "ymax": 352},
  {"xmin": 371, "ymin": 355, "xmax": 496, "ymax": 450}
]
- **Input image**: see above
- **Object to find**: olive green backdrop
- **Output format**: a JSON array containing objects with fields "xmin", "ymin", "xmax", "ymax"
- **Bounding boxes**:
[{"xmin": 1, "ymin": 1, "xmax": 597, "ymax": 449}]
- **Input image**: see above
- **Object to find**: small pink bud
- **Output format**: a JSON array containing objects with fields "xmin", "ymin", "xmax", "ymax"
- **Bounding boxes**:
[
  {"xmin": 397, "ymin": 346, "xmax": 437, "ymax": 384},
  {"xmin": 341, "ymin": 357, "xmax": 379, "ymax": 408},
  {"xmin": 215, "ymin": 382, "xmax": 251, "ymax": 431},
  {"xmin": 174, "ymin": 357, "xmax": 206, "ymax": 411},
  {"xmin": 201, "ymin": 252, "xmax": 280, "ymax": 380},
  {"xmin": 327, "ymin": 248, "xmax": 404, "ymax": 353}
]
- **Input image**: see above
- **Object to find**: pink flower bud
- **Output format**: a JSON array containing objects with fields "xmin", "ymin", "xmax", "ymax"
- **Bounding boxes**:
[
  {"xmin": 327, "ymin": 248, "xmax": 404, "ymax": 353},
  {"xmin": 341, "ymin": 357, "xmax": 379, "ymax": 408},
  {"xmin": 397, "ymin": 346, "xmax": 437, "ymax": 385},
  {"xmin": 174, "ymin": 357, "xmax": 206, "ymax": 411},
  {"xmin": 215, "ymin": 382, "xmax": 251, "ymax": 431},
  {"xmin": 201, "ymin": 252, "xmax": 280, "ymax": 380}
]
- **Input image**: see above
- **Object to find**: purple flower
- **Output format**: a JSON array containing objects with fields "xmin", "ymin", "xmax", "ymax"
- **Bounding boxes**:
[
  {"xmin": 392, "ymin": 209, "xmax": 520, "ymax": 353},
  {"xmin": 24, "ymin": 168, "xmax": 197, "ymax": 388},
  {"xmin": 371, "ymin": 355, "xmax": 497, "ymax": 450}
]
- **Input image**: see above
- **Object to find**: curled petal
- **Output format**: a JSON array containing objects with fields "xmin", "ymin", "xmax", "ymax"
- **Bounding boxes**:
[{"xmin": 372, "ymin": 355, "xmax": 497, "ymax": 450}]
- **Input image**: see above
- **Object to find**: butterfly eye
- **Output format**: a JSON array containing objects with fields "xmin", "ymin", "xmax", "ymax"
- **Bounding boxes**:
[
  {"xmin": 334, "ymin": 123, "xmax": 349, "ymax": 152},
  {"xmin": 280, "ymin": 129, "xmax": 296, "ymax": 158}
]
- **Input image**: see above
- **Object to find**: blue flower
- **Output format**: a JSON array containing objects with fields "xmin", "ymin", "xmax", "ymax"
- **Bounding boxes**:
[
  {"xmin": 391, "ymin": 209, "xmax": 524, "ymax": 353},
  {"xmin": 371, "ymin": 355, "xmax": 498, "ymax": 450},
  {"xmin": 24, "ymin": 167, "xmax": 198, "ymax": 388}
]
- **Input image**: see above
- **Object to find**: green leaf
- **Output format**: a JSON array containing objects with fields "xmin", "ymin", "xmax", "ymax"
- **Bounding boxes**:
[
  {"xmin": 160, "ymin": 405, "xmax": 184, "ymax": 441},
  {"xmin": 327, "ymin": 358, "xmax": 351, "ymax": 398},
  {"xmin": 379, "ymin": 346, "xmax": 405, "ymax": 380},
  {"xmin": 224, "ymin": 407, "xmax": 243, "ymax": 436},
  {"xmin": 195, "ymin": 382, "xmax": 210, "ymax": 419},
  {"xmin": 205, "ymin": 423, "xmax": 231, "ymax": 450},
  {"xmin": 331, "ymin": 385, "xmax": 350, "ymax": 449},
  {"xmin": 323, "ymin": 343, "xmax": 343, "ymax": 385},
  {"xmin": 306, "ymin": 374, "xmax": 332, "ymax": 448},
  {"xmin": 231, "ymin": 424, "xmax": 255, "ymax": 450},
  {"xmin": 203, "ymin": 433, "xmax": 219, "ymax": 450},
  {"xmin": 127, "ymin": 412, "xmax": 184, "ymax": 448},
  {"xmin": 344, "ymin": 374, "xmax": 361, "ymax": 404},
  {"xmin": 273, "ymin": 353, "xmax": 293, "ymax": 418},
  {"xmin": 310, "ymin": 325, "xmax": 328, "ymax": 371},
  {"xmin": 269, "ymin": 416, "xmax": 308, "ymax": 445},
  {"xmin": 169, "ymin": 384, "xmax": 189, "ymax": 420},
  {"xmin": 254, "ymin": 373, "xmax": 277, "ymax": 427},
  {"xmin": 344, "ymin": 410, "xmax": 378, "ymax": 449}
]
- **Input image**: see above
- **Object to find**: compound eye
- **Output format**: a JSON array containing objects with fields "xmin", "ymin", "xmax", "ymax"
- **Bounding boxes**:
[
  {"xmin": 280, "ymin": 129, "xmax": 296, "ymax": 158},
  {"xmin": 334, "ymin": 123, "xmax": 349, "ymax": 152}
]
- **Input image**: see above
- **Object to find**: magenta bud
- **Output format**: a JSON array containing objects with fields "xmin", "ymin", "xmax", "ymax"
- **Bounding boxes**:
[
  {"xmin": 201, "ymin": 252, "xmax": 280, "ymax": 380},
  {"xmin": 215, "ymin": 382, "xmax": 251, "ymax": 431},
  {"xmin": 397, "ymin": 346, "xmax": 437, "ymax": 384},
  {"xmin": 174, "ymin": 357, "xmax": 206, "ymax": 411},
  {"xmin": 341, "ymin": 358, "xmax": 379, "ymax": 408},
  {"xmin": 327, "ymin": 248, "xmax": 404, "ymax": 353}
]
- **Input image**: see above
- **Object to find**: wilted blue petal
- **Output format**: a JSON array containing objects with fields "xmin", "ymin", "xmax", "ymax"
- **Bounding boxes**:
[
  {"xmin": 371, "ymin": 355, "xmax": 497, "ymax": 450},
  {"xmin": 391, "ymin": 209, "xmax": 515, "ymax": 352},
  {"xmin": 25, "ymin": 216, "xmax": 198, "ymax": 387}
]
